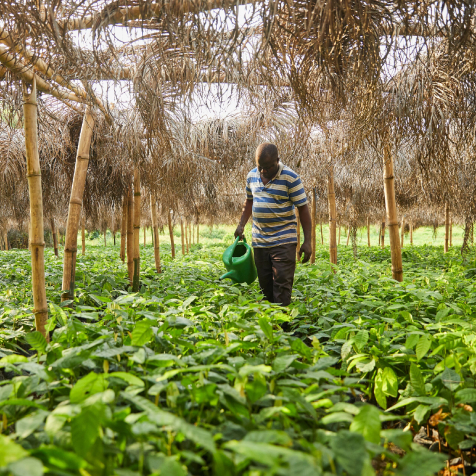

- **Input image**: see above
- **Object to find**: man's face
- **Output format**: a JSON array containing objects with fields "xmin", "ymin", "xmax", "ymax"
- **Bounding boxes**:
[{"xmin": 257, "ymin": 155, "xmax": 279, "ymax": 180}]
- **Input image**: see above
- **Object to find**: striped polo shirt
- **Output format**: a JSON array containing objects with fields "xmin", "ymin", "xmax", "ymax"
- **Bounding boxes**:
[{"xmin": 246, "ymin": 163, "xmax": 308, "ymax": 248}]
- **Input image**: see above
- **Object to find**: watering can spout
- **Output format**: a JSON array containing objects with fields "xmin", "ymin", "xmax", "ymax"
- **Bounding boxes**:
[{"xmin": 220, "ymin": 270, "xmax": 238, "ymax": 281}]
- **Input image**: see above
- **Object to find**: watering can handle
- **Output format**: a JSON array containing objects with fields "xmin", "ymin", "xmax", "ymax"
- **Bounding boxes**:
[{"xmin": 230, "ymin": 235, "xmax": 247, "ymax": 255}]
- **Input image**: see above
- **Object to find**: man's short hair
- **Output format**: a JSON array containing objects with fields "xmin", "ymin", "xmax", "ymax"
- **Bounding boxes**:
[{"xmin": 256, "ymin": 143, "xmax": 278, "ymax": 162}]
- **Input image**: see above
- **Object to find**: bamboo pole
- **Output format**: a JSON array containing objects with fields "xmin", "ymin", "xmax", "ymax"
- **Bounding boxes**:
[
  {"xmin": 444, "ymin": 202, "xmax": 450, "ymax": 253},
  {"xmin": 383, "ymin": 146, "xmax": 403, "ymax": 282},
  {"xmin": 168, "ymin": 211, "xmax": 175, "ymax": 259},
  {"xmin": 81, "ymin": 214, "xmax": 85, "ymax": 255},
  {"xmin": 23, "ymin": 78, "xmax": 48, "ymax": 339},
  {"xmin": 180, "ymin": 218, "xmax": 185, "ymax": 255},
  {"xmin": 400, "ymin": 216, "xmax": 405, "ymax": 248},
  {"xmin": 346, "ymin": 226, "xmax": 350, "ymax": 246},
  {"xmin": 28, "ymin": 221, "xmax": 32, "ymax": 251},
  {"xmin": 367, "ymin": 217, "xmax": 370, "ymax": 247},
  {"xmin": 381, "ymin": 217, "xmax": 386, "ymax": 249},
  {"xmin": 450, "ymin": 217, "xmax": 453, "ymax": 247},
  {"xmin": 126, "ymin": 188, "xmax": 134, "ymax": 283},
  {"xmin": 120, "ymin": 194, "xmax": 127, "ymax": 262},
  {"xmin": 311, "ymin": 189, "xmax": 317, "ymax": 264},
  {"xmin": 61, "ymin": 107, "xmax": 95, "ymax": 302},
  {"xmin": 327, "ymin": 167, "xmax": 337, "ymax": 267},
  {"xmin": 50, "ymin": 218, "xmax": 58, "ymax": 257},
  {"xmin": 150, "ymin": 194, "xmax": 161, "ymax": 273},
  {"xmin": 132, "ymin": 168, "xmax": 141, "ymax": 292},
  {"xmin": 296, "ymin": 212, "xmax": 301, "ymax": 260}
]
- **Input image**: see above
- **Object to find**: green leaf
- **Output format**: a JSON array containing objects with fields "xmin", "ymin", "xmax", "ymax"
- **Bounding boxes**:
[
  {"xmin": 439, "ymin": 367, "xmax": 461, "ymax": 391},
  {"xmin": 350, "ymin": 405, "xmax": 381, "ymax": 444},
  {"xmin": 353, "ymin": 330, "xmax": 369, "ymax": 352},
  {"xmin": 374, "ymin": 369, "xmax": 387, "ymax": 409},
  {"xmin": 330, "ymin": 430, "xmax": 367, "ymax": 476},
  {"xmin": 107, "ymin": 372, "xmax": 144, "ymax": 387},
  {"xmin": 25, "ymin": 332, "xmax": 47, "ymax": 353},
  {"xmin": 273, "ymin": 354, "xmax": 297, "ymax": 372},
  {"xmin": 244, "ymin": 430, "xmax": 292, "ymax": 446},
  {"xmin": 455, "ymin": 388, "xmax": 476, "ymax": 404},
  {"xmin": 258, "ymin": 317, "xmax": 273, "ymax": 341},
  {"xmin": 416, "ymin": 334, "xmax": 431, "ymax": 361},
  {"xmin": 7, "ymin": 457, "xmax": 44, "ymax": 476},
  {"xmin": 410, "ymin": 363, "xmax": 426, "ymax": 396},
  {"xmin": 131, "ymin": 320, "xmax": 153, "ymax": 346},
  {"xmin": 0, "ymin": 435, "xmax": 28, "ymax": 466},
  {"xmin": 16, "ymin": 410, "xmax": 48, "ymax": 439},
  {"xmin": 413, "ymin": 404, "xmax": 430, "ymax": 425},
  {"xmin": 387, "ymin": 396, "xmax": 448, "ymax": 412},
  {"xmin": 290, "ymin": 338, "xmax": 312, "ymax": 359},
  {"xmin": 382, "ymin": 367, "xmax": 398, "ymax": 398},
  {"xmin": 405, "ymin": 333, "xmax": 420, "ymax": 350},
  {"xmin": 396, "ymin": 450, "xmax": 446, "ymax": 476},
  {"xmin": 71, "ymin": 404, "xmax": 102, "ymax": 456},
  {"xmin": 70, "ymin": 372, "xmax": 108, "ymax": 404},
  {"xmin": 0, "ymin": 354, "xmax": 28, "ymax": 365},
  {"xmin": 182, "ymin": 295, "xmax": 198, "ymax": 309}
]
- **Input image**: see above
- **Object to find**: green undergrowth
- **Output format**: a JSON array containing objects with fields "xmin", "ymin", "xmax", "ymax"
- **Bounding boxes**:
[{"xmin": 0, "ymin": 236, "xmax": 476, "ymax": 476}]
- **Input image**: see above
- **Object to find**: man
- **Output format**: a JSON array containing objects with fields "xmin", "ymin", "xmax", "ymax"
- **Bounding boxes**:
[{"xmin": 234, "ymin": 143, "xmax": 312, "ymax": 306}]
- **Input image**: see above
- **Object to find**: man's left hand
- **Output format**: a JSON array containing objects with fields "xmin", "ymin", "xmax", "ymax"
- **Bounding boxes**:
[{"xmin": 299, "ymin": 240, "xmax": 312, "ymax": 263}]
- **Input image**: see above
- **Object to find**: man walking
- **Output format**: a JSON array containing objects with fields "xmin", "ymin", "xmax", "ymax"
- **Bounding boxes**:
[{"xmin": 234, "ymin": 143, "xmax": 312, "ymax": 306}]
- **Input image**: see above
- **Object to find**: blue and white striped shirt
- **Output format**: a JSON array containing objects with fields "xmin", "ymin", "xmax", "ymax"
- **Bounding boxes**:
[{"xmin": 246, "ymin": 163, "xmax": 308, "ymax": 248}]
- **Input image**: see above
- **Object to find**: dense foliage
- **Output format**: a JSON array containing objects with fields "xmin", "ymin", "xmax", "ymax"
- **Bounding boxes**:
[{"xmin": 1, "ymin": 229, "xmax": 476, "ymax": 476}]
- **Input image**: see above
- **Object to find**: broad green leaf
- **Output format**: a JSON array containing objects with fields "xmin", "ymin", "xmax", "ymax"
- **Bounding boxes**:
[
  {"xmin": 25, "ymin": 332, "xmax": 47, "ymax": 353},
  {"xmin": 387, "ymin": 396, "xmax": 448, "ymax": 412},
  {"xmin": 330, "ymin": 431, "xmax": 367, "ymax": 476},
  {"xmin": 396, "ymin": 450, "xmax": 446, "ymax": 476},
  {"xmin": 0, "ymin": 355, "xmax": 28, "ymax": 365},
  {"xmin": 273, "ymin": 354, "xmax": 297, "ymax": 372},
  {"xmin": 455, "ymin": 388, "xmax": 476, "ymax": 404},
  {"xmin": 258, "ymin": 317, "xmax": 273, "ymax": 341},
  {"xmin": 7, "ymin": 457, "xmax": 44, "ymax": 476},
  {"xmin": 181, "ymin": 295, "xmax": 198, "ymax": 309},
  {"xmin": 374, "ymin": 369, "xmax": 387, "ymax": 409},
  {"xmin": 350, "ymin": 405, "xmax": 381, "ymax": 444},
  {"xmin": 439, "ymin": 367, "xmax": 461, "ymax": 391},
  {"xmin": 0, "ymin": 435, "xmax": 28, "ymax": 466},
  {"xmin": 416, "ymin": 335, "xmax": 431, "ymax": 361},
  {"xmin": 131, "ymin": 320, "xmax": 153, "ymax": 346},
  {"xmin": 71, "ymin": 404, "xmax": 102, "ymax": 456},
  {"xmin": 70, "ymin": 372, "xmax": 108, "ymax": 404},
  {"xmin": 107, "ymin": 372, "xmax": 144, "ymax": 387},
  {"xmin": 16, "ymin": 410, "xmax": 48, "ymax": 439},
  {"xmin": 405, "ymin": 333, "xmax": 420, "ymax": 350},
  {"xmin": 409, "ymin": 363, "xmax": 426, "ymax": 396},
  {"xmin": 353, "ymin": 330, "xmax": 369, "ymax": 352},
  {"xmin": 382, "ymin": 367, "xmax": 398, "ymax": 398},
  {"xmin": 244, "ymin": 430, "xmax": 292, "ymax": 446},
  {"xmin": 413, "ymin": 404, "xmax": 430, "ymax": 425}
]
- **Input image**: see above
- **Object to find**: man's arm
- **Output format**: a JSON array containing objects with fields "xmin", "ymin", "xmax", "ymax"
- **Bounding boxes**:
[
  {"xmin": 297, "ymin": 204, "xmax": 312, "ymax": 263},
  {"xmin": 234, "ymin": 199, "xmax": 253, "ymax": 239}
]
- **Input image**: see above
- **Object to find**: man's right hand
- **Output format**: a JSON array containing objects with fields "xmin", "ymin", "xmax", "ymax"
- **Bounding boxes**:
[{"xmin": 234, "ymin": 224, "xmax": 244, "ymax": 239}]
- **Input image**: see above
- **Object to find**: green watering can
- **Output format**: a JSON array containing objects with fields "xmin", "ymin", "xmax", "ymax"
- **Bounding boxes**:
[{"xmin": 220, "ymin": 236, "xmax": 258, "ymax": 284}]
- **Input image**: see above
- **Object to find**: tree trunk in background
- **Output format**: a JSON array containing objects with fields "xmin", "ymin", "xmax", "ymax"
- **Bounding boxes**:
[
  {"xmin": 143, "ymin": 227, "xmax": 146, "ymax": 247},
  {"xmin": 23, "ymin": 78, "xmax": 48, "ymax": 339},
  {"xmin": 50, "ymin": 218, "xmax": 58, "ymax": 257},
  {"xmin": 367, "ymin": 217, "xmax": 370, "ymax": 247},
  {"xmin": 62, "ymin": 107, "xmax": 95, "ymax": 302},
  {"xmin": 197, "ymin": 219, "xmax": 200, "ymax": 245},
  {"xmin": 400, "ymin": 216, "xmax": 405, "ymax": 248},
  {"xmin": 296, "ymin": 212, "xmax": 301, "ymax": 260},
  {"xmin": 113, "ymin": 231, "xmax": 116, "ymax": 246},
  {"xmin": 150, "ymin": 194, "xmax": 161, "ymax": 273},
  {"xmin": 383, "ymin": 146, "xmax": 403, "ymax": 282},
  {"xmin": 346, "ymin": 226, "xmax": 350, "ymax": 246},
  {"xmin": 132, "ymin": 168, "xmax": 141, "ymax": 292},
  {"xmin": 320, "ymin": 220, "xmax": 324, "ymax": 245},
  {"xmin": 168, "ymin": 211, "xmax": 175, "ymax": 259},
  {"xmin": 410, "ymin": 220, "xmax": 413, "ymax": 245},
  {"xmin": 450, "ymin": 217, "xmax": 453, "ymax": 247},
  {"xmin": 311, "ymin": 190, "xmax": 316, "ymax": 264},
  {"xmin": 444, "ymin": 203, "xmax": 450, "ymax": 253},
  {"xmin": 28, "ymin": 221, "xmax": 32, "ymax": 251},
  {"xmin": 104, "ymin": 231, "xmax": 106, "ymax": 246},
  {"xmin": 338, "ymin": 224, "xmax": 341, "ymax": 245},
  {"xmin": 327, "ymin": 167, "xmax": 337, "ymax": 267},
  {"xmin": 126, "ymin": 188, "xmax": 134, "ymax": 284},
  {"xmin": 189, "ymin": 221, "xmax": 192, "ymax": 250},
  {"xmin": 185, "ymin": 221, "xmax": 190, "ymax": 253},
  {"xmin": 180, "ymin": 219, "xmax": 185, "ymax": 255},
  {"xmin": 461, "ymin": 217, "xmax": 472, "ymax": 257},
  {"xmin": 3, "ymin": 231, "xmax": 7, "ymax": 251},
  {"xmin": 380, "ymin": 218, "xmax": 386, "ymax": 249},
  {"xmin": 81, "ymin": 214, "xmax": 85, "ymax": 255},
  {"xmin": 120, "ymin": 194, "xmax": 127, "ymax": 262}
]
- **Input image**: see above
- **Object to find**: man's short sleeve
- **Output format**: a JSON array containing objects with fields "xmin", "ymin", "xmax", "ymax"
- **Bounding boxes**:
[
  {"xmin": 288, "ymin": 175, "xmax": 307, "ymax": 206},
  {"xmin": 246, "ymin": 175, "xmax": 253, "ymax": 200}
]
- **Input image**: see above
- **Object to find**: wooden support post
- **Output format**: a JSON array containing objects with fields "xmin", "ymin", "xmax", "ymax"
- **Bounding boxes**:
[
  {"xmin": 81, "ymin": 214, "xmax": 85, "ymax": 255},
  {"xmin": 168, "ymin": 211, "xmax": 175, "ymax": 259},
  {"xmin": 381, "ymin": 217, "xmax": 386, "ymax": 249},
  {"xmin": 132, "ymin": 168, "xmax": 141, "ymax": 292},
  {"xmin": 367, "ymin": 217, "xmax": 370, "ymax": 247},
  {"xmin": 185, "ymin": 221, "xmax": 190, "ymax": 253},
  {"xmin": 189, "ymin": 221, "xmax": 192, "ymax": 250},
  {"xmin": 23, "ymin": 78, "xmax": 48, "ymax": 339},
  {"xmin": 197, "ymin": 219, "xmax": 199, "ymax": 245},
  {"xmin": 120, "ymin": 194, "xmax": 127, "ymax": 262},
  {"xmin": 62, "ymin": 106, "xmax": 95, "ymax": 302},
  {"xmin": 320, "ymin": 220, "xmax": 324, "ymax": 245},
  {"xmin": 338, "ymin": 224, "xmax": 341, "ymax": 245},
  {"xmin": 104, "ymin": 230, "xmax": 106, "ymax": 246},
  {"xmin": 383, "ymin": 145, "xmax": 403, "ymax": 282},
  {"xmin": 346, "ymin": 226, "xmax": 350, "ymax": 246},
  {"xmin": 50, "ymin": 218, "xmax": 58, "ymax": 257},
  {"xmin": 3, "ymin": 231, "xmax": 7, "ymax": 251},
  {"xmin": 143, "ymin": 227, "xmax": 146, "ymax": 246},
  {"xmin": 180, "ymin": 218, "xmax": 185, "ymax": 255},
  {"xmin": 296, "ymin": 212, "xmax": 301, "ymax": 260},
  {"xmin": 444, "ymin": 202, "xmax": 450, "ymax": 253},
  {"xmin": 450, "ymin": 217, "xmax": 453, "ymax": 247},
  {"xmin": 311, "ymin": 189, "xmax": 316, "ymax": 264},
  {"xmin": 150, "ymin": 194, "xmax": 161, "ymax": 273},
  {"xmin": 327, "ymin": 167, "xmax": 337, "ymax": 267},
  {"xmin": 400, "ymin": 216, "xmax": 405, "ymax": 248},
  {"xmin": 126, "ymin": 188, "xmax": 134, "ymax": 284},
  {"xmin": 410, "ymin": 220, "xmax": 413, "ymax": 245}
]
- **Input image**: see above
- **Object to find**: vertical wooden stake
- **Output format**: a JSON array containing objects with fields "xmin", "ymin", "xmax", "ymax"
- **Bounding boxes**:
[
  {"xmin": 338, "ymin": 224, "xmax": 341, "ymax": 245},
  {"xmin": 296, "ymin": 212, "xmax": 301, "ymax": 260},
  {"xmin": 197, "ymin": 219, "xmax": 199, "ymax": 245},
  {"xmin": 346, "ymin": 226, "xmax": 350, "ymax": 246},
  {"xmin": 383, "ymin": 145, "xmax": 403, "ymax": 282},
  {"xmin": 450, "ymin": 217, "xmax": 453, "ymax": 247},
  {"xmin": 132, "ymin": 168, "xmax": 141, "ymax": 292},
  {"xmin": 311, "ymin": 189, "xmax": 316, "ymax": 264},
  {"xmin": 410, "ymin": 220, "xmax": 413, "ymax": 245},
  {"xmin": 62, "ymin": 107, "xmax": 95, "ymax": 302},
  {"xmin": 185, "ymin": 221, "xmax": 190, "ymax": 253},
  {"xmin": 367, "ymin": 217, "xmax": 370, "ymax": 247},
  {"xmin": 81, "ymin": 214, "xmax": 85, "ymax": 255},
  {"xmin": 320, "ymin": 220, "xmax": 324, "ymax": 245},
  {"xmin": 120, "ymin": 194, "xmax": 127, "ymax": 262},
  {"xmin": 180, "ymin": 218, "xmax": 185, "ymax": 255},
  {"xmin": 126, "ymin": 188, "xmax": 134, "ymax": 284},
  {"xmin": 189, "ymin": 221, "xmax": 192, "ymax": 250},
  {"xmin": 50, "ymin": 218, "xmax": 58, "ymax": 257},
  {"xmin": 381, "ymin": 217, "xmax": 386, "ymax": 249},
  {"xmin": 104, "ymin": 230, "xmax": 106, "ymax": 246},
  {"xmin": 168, "ymin": 211, "xmax": 175, "ymax": 259},
  {"xmin": 3, "ymin": 231, "xmax": 7, "ymax": 251},
  {"xmin": 327, "ymin": 167, "xmax": 337, "ymax": 267},
  {"xmin": 23, "ymin": 78, "xmax": 48, "ymax": 339},
  {"xmin": 150, "ymin": 194, "xmax": 161, "ymax": 273},
  {"xmin": 444, "ymin": 203, "xmax": 450, "ymax": 253},
  {"xmin": 400, "ymin": 216, "xmax": 405, "ymax": 248}
]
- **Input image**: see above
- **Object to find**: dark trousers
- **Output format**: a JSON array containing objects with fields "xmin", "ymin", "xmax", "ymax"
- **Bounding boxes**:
[{"xmin": 253, "ymin": 244, "xmax": 296, "ymax": 306}]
